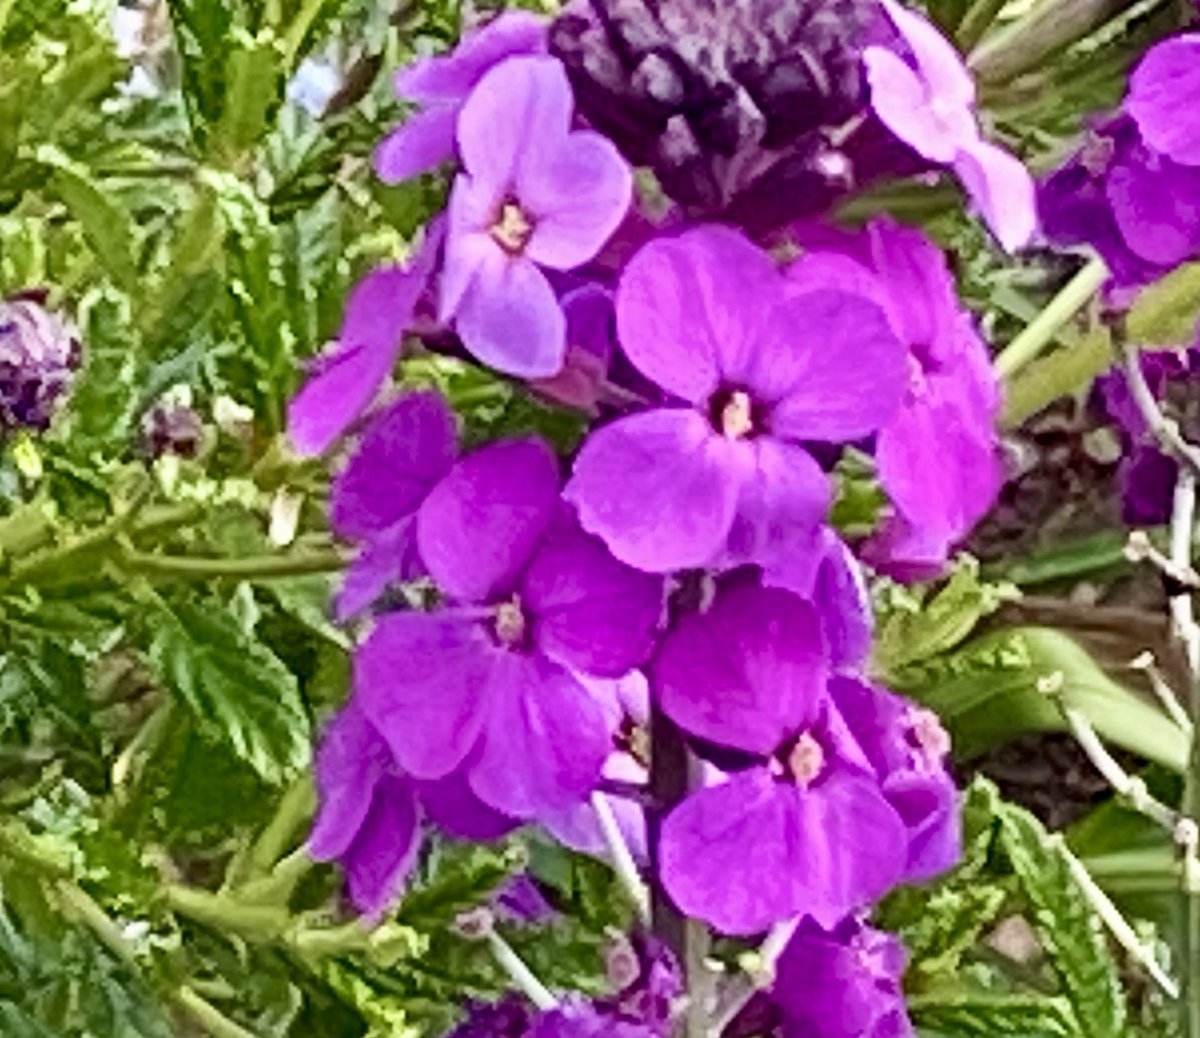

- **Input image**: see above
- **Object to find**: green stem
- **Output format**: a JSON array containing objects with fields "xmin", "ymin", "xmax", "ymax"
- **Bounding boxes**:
[
  {"xmin": 119, "ymin": 548, "xmax": 345, "ymax": 581},
  {"xmin": 967, "ymin": 0, "xmax": 1130, "ymax": 84},
  {"xmin": 993, "ymin": 256, "xmax": 1109, "ymax": 379},
  {"xmin": 248, "ymin": 775, "xmax": 316, "ymax": 877},
  {"xmin": 956, "ymin": 0, "xmax": 1010, "ymax": 52},
  {"xmin": 175, "ymin": 987, "xmax": 265, "ymax": 1038},
  {"xmin": 56, "ymin": 881, "xmax": 140, "ymax": 971},
  {"xmin": 164, "ymin": 884, "xmax": 291, "ymax": 940},
  {"xmin": 282, "ymin": 0, "xmax": 328, "ymax": 67}
]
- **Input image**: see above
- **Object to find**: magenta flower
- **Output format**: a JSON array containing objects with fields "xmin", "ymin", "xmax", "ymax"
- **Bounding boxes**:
[
  {"xmin": 788, "ymin": 221, "xmax": 1001, "ymax": 578},
  {"xmin": 1127, "ymin": 35, "xmax": 1200, "ymax": 167},
  {"xmin": 440, "ymin": 56, "xmax": 633, "ymax": 378},
  {"xmin": 375, "ymin": 11, "xmax": 548, "ymax": 183},
  {"xmin": 308, "ymin": 701, "xmax": 422, "ymax": 919},
  {"xmin": 288, "ymin": 220, "xmax": 443, "ymax": 456},
  {"xmin": 329, "ymin": 391, "xmax": 458, "ymax": 619},
  {"xmin": 356, "ymin": 438, "xmax": 663, "ymax": 822},
  {"xmin": 864, "ymin": 0, "xmax": 1037, "ymax": 251},
  {"xmin": 567, "ymin": 225, "xmax": 905, "ymax": 573},
  {"xmin": 654, "ymin": 585, "xmax": 910, "ymax": 933},
  {"xmin": 771, "ymin": 918, "xmax": 913, "ymax": 1038}
]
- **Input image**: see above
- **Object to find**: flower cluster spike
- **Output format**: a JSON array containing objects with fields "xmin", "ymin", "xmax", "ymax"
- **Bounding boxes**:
[{"xmin": 283, "ymin": 5, "xmax": 1049, "ymax": 1034}]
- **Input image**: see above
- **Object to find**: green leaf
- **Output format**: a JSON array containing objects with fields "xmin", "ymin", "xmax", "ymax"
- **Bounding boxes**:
[
  {"xmin": 913, "ymin": 994, "xmax": 1079, "ymax": 1037},
  {"xmin": 36, "ymin": 147, "xmax": 137, "ymax": 292},
  {"xmin": 1126, "ymin": 261, "xmax": 1200, "ymax": 349},
  {"xmin": 891, "ymin": 627, "xmax": 1190, "ymax": 770},
  {"xmin": 209, "ymin": 30, "xmax": 286, "ymax": 163},
  {"xmin": 996, "ymin": 801, "xmax": 1128, "ymax": 1038},
  {"xmin": 139, "ymin": 594, "xmax": 311, "ymax": 784}
]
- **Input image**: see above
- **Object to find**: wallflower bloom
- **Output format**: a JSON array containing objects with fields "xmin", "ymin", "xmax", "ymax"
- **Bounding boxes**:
[
  {"xmin": 356, "ymin": 437, "xmax": 663, "ymax": 822},
  {"xmin": 308, "ymin": 701, "xmax": 422, "ymax": 919},
  {"xmin": 864, "ymin": 0, "xmax": 1037, "ymax": 251},
  {"xmin": 568, "ymin": 225, "xmax": 905, "ymax": 573},
  {"xmin": 771, "ymin": 918, "xmax": 913, "ymax": 1038},
  {"xmin": 288, "ymin": 221, "xmax": 442, "ymax": 455},
  {"xmin": 1126, "ymin": 35, "xmax": 1200, "ymax": 167},
  {"xmin": 789, "ymin": 221, "xmax": 1002, "ymax": 577},
  {"xmin": 329, "ymin": 391, "xmax": 457, "ymax": 618},
  {"xmin": 654, "ymin": 585, "xmax": 911, "ymax": 933},
  {"xmin": 375, "ymin": 11, "xmax": 548, "ymax": 183},
  {"xmin": 441, "ymin": 56, "xmax": 633, "ymax": 378}
]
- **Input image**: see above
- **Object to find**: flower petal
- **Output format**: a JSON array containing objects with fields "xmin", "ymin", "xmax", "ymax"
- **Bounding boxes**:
[
  {"xmin": 522, "ymin": 131, "xmax": 633, "ymax": 269},
  {"xmin": 878, "ymin": 0, "xmax": 976, "ymax": 109},
  {"xmin": 1127, "ymin": 36, "xmax": 1200, "ymax": 167},
  {"xmin": 396, "ymin": 11, "xmax": 547, "ymax": 104},
  {"xmin": 355, "ymin": 613, "xmax": 494, "ymax": 779},
  {"xmin": 763, "ymin": 291, "xmax": 906, "ymax": 441},
  {"xmin": 659, "ymin": 770, "xmax": 805, "ymax": 934},
  {"xmin": 334, "ymin": 519, "xmax": 424, "ymax": 621},
  {"xmin": 469, "ymin": 653, "xmax": 610, "ymax": 819},
  {"xmin": 455, "ymin": 251, "xmax": 567, "ymax": 377},
  {"xmin": 374, "ymin": 105, "xmax": 459, "ymax": 183},
  {"xmin": 417, "ymin": 437, "xmax": 560, "ymax": 602},
  {"xmin": 343, "ymin": 774, "xmax": 422, "ymax": 919},
  {"xmin": 521, "ymin": 512, "xmax": 663, "ymax": 677},
  {"xmin": 457, "ymin": 55, "xmax": 574, "ymax": 196},
  {"xmin": 331, "ymin": 391, "xmax": 458, "ymax": 540},
  {"xmin": 725, "ymin": 438, "xmax": 832, "ymax": 566},
  {"xmin": 309, "ymin": 702, "xmax": 392, "ymax": 861},
  {"xmin": 1105, "ymin": 147, "xmax": 1200, "ymax": 267},
  {"xmin": 863, "ymin": 45, "xmax": 961, "ymax": 164},
  {"xmin": 419, "ymin": 770, "xmax": 520, "ymax": 841},
  {"xmin": 952, "ymin": 141, "xmax": 1039, "ymax": 252},
  {"xmin": 567, "ymin": 408, "xmax": 743, "ymax": 572},
  {"xmin": 655, "ymin": 584, "xmax": 828, "ymax": 755},
  {"xmin": 615, "ymin": 226, "xmax": 780, "ymax": 403}
]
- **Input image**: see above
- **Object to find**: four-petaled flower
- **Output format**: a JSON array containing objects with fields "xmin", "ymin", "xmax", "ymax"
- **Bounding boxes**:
[{"xmin": 441, "ymin": 56, "xmax": 633, "ymax": 378}]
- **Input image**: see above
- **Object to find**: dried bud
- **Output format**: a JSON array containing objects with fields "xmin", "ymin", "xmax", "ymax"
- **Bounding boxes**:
[
  {"xmin": 138, "ymin": 402, "xmax": 204, "ymax": 460},
  {"xmin": 0, "ymin": 294, "xmax": 82, "ymax": 432},
  {"xmin": 550, "ymin": 0, "xmax": 877, "ymax": 230}
]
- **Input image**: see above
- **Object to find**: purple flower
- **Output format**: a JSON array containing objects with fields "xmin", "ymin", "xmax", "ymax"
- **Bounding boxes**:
[
  {"xmin": 1126, "ymin": 35, "xmax": 1200, "ymax": 168},
  {"xmin": 375, "ymin": 11, "xmax": 548, "ymax": 183},
  {"xmin": 594, "ymin": 934, "xmax": 682, "ymax": 1038},
  {"xmin": 829, "ymin": 678, "xmax": 960, "ymax": 883},
  {"xmin": 288, "ymin": 221, "xmax": 443, "ymax": 456},
  {"xmin": 531, "ymin": 284, "xmax": 615, "ymax": 412},
  {"xmin": 0, "ymin": 293, "xmax": 82, "ymax": 431},
  {"xmin": 308, "ymin": 701, "xmax": 423, "ymax": 919},
  {"xmin": 138, "ymin": 401, "xmax": 203, "ymax": 459},
  {"xmin": 567, "ymin": 225, "xmax": 905, "ymax": 573},
  {"xmin": 771, "ymin": 918, "xmax": 913, "ymax": 1038},
  {"xmin": 863, "ymin": 0, "xmax": 1037, "ymax": 251},
  {"xmin": 329, "ymin": 390, "xmax": 458, "ymax": 619},
  {"xmin": 762, "ymin": 525, "xmax": 873, "ymax": 671},
  {"xmin": 445, "ymin": 998, "xmax": 534, "ymax": 1038},
  {"xmin": 440, "ymin": 56, "xmax": 633, "ymax": 378},
  {"xmin": 356, "ymin": 437, "xmax": 663, "ymax": 822},
  {"xmin": 790, "ymin": 220, "xmax": 1001, "ymax": 577},
  {"xmin": 529, "ymin": 1004, "xmax": 660, "ymax": 1038},
  {"xmin": 654, "ymin": 585, "xmax": 910, "ymax": 933}
]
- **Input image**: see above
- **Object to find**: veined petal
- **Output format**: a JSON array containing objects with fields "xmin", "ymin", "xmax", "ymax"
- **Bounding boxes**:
[
  {"xmin": 1127, "ymin": 36, "xmax": 1200, "ymax": 167},
  {"xmin": 334, "ymin": 519, "xmax": 424, "ymax": 621},
  {"xmin": 355, "ymin": 612, "xmax": 494, "ymax": 779},
  {"xmin": 863, "ymin": 45, "xmax": 962, "ymax": 164},
  {"xmin": 374, "ymin": 105, "xmax": 458, "ymax": 183},
  {"xmin": 417, "ymin": 437, "xmax": 560, "ymax": 602},
  {"xmin": 567, "ymin": 408, "xmax": 744, "ymax": 572},
  {"xmin": 309, "ymin": 701, "xmax": 391, "ymax": 861},
  {"xmin": 877, "ymin": 0, "xmax": 975, "ymax": 108},
  {"xmin": 953, "ymin": 141, "xmax": 1039, "ymax": 253},
  {"xmin": 342, "ymin": 774, "xmax": 422, "ymax": 920},
  {"xmin": 419, "ymin": 770, "xmax": 520, "ymax": 841}
]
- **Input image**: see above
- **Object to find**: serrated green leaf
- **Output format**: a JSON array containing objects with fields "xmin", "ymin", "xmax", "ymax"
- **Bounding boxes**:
[
  {"xmin": 210, "ymin": 31, "xmax": 286, "ymax": 163},
  {"xmin": 891, "ymin": 627, "xmax": 1190, "ymax": 770},
  {"xmin": 913, "ymin": 994, "xmax": 1079, "ymax": 1037},
  {"xmin": 996, "ymin": 802, "xmax": 1128, "ymax": 1038},
  {"xmin": 140, "ymin": 595, "xmax": 311, "ymax": 784}
]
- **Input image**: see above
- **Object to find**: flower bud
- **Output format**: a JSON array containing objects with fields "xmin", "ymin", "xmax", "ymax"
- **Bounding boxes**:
[{"xmin": 138, "ymin": 401, "xmax": 204, "ymax": 460}]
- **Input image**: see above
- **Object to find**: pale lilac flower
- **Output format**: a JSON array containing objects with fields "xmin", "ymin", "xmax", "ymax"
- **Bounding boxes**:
[
  {"xmin": 0, "ymin": 293, "xmax": 82, "ymax": 431},
  {"xmin": 567, "ymin": 225, "xmax": 905, "ymax": 573},
  {"xmin": 864, "ymin": 0, "xmax": 1037, "ymax": 251},
  {"xmin": 440, "ymin": 56, "xmax": 633, "ymax": 378},
  {"xmin": 288, "ymin": 220, "xmax": 443, "ymax": 456},
  {"xmin": 655, "ymin": 585, "xmax": 910, "ymax": 933},
  {"xmin": 356, "ymin": 438, "xmax": 663, "ymax": 822},
  {"xmin": 329, "ymin": 391, "xmax": 457, "ymax": 618},
  {"xmin": 375, "ymin": 11, "xmax": 548, "ymax": 183},
  {"xmin": 771, "ymin": 918, "xmax": 913, "ymax": 1038}
]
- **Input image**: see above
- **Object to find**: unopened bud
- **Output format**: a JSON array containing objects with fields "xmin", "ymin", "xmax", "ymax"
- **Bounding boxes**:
[{"xmin": 0, "ymin": 294, "xmax": 82, "ymax": 431}]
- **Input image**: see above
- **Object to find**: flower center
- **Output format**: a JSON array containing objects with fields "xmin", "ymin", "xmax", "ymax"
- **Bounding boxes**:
[
  {"xmin": 494, "ymin": 596, "xmax": 527, "ymax": 647},
  {"xmin": 906, "ymin": 707, "xmax": 951, "ymax": 767},
  {"xmin": 491, "ymin": 202, "xmax": 534, "ymax": 254},
  {"xmin": 788, "ymin": 731, "xmax": 825, "ymax": 788}
]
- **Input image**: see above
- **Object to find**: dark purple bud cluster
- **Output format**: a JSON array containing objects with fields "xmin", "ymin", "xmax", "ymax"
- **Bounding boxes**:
[{"xmin": 0, "ymin": 294, "xmax": 81, "ymax": 432}]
